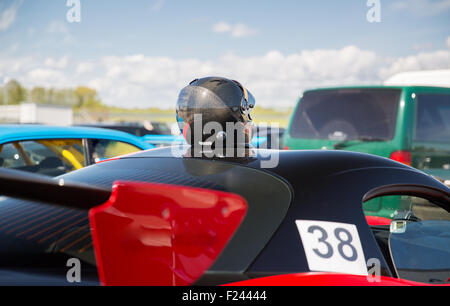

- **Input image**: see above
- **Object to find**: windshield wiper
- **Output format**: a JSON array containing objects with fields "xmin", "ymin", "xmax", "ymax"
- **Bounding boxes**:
[{"xmin": 333, "ymin": 136, "xmax": 387, "ymax": 150}]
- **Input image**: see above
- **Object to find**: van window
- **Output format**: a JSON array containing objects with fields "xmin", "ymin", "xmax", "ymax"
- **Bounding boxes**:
[
  {"xmin": 414, "ymin": 94, "xmax": 450, "ymax": 143},
  {"xmin": 290, "ymin": 89, "xmax": 401, "ymax": 141}
]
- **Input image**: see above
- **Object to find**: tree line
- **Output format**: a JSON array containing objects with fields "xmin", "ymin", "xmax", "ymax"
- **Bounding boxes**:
[{"xmin": 0, "ymin": 79, "xmax": 104, "ymax": 110}]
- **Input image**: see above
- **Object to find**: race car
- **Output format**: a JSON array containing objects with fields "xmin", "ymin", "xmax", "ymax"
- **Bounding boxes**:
[{"xmin": 0, "ymin": 145, "xmax": 448, "ymax": 286}]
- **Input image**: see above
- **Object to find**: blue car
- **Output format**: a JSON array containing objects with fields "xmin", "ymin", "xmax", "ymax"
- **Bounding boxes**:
[
  {"xmin": 78, "ymin": 122, "xmax": 186, "ymax": 148},
  {"xmin": 0, "ymin": 125, "xmax": 154, "ymax": 177}
]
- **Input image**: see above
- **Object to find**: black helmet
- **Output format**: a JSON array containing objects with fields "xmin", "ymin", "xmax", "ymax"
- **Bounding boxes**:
[{"xmin": 176, "ymin": 77, "xmax": 255, "ymax": 150}]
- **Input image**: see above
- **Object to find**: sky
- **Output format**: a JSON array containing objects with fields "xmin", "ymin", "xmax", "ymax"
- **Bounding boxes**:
[{"xmin": 0, "ymin": 0, "xmax": 450, "ymax": 108}]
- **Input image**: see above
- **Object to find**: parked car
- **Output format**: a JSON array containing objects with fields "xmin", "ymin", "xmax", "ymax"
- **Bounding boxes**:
[
  {"xmin": 79, "ymin": 121, "xmax": 172, "ymax": 137},
  {"xmin": 284, "ymin": 86, "xmax": 450, "ymax": 218},
  {"xmin": 81, "ymin": 122, "xmax": 285, "ymax": 149},
  {"xmin": 0, "ymin": 146, "xmax": 448, "ymax": 286},
  {"xmin": 252, "ymin": 125, "xmax": 286, "ymax": 149},
  {"xmin": 79, "ymin": 122, "xmax": 186, "ymax": 148},
  {"xmin": 0, "ymin": 125, "xmax": 154, "ymax": 177}
]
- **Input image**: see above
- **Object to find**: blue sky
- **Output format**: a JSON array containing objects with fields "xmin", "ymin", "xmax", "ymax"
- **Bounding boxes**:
[
  {"xmin": 0, "ymin": 0, "xmax": 450, "ymax": 108},
  {"xmin": 3, "ymin": 0, "xmax": 450, "ymax": 58}
]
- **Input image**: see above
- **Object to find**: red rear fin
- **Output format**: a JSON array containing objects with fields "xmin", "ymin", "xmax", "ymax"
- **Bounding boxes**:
[{"xmin": 89, "ymin": 182, "xmax": 247, "ymax": 286}]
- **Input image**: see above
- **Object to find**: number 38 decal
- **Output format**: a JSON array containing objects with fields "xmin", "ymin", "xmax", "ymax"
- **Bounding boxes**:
[{"xmin": 296, "ymin": 220, "xmax": 368, "ymax": 276}]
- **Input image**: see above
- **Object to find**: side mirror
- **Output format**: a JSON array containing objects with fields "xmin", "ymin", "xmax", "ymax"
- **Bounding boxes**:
[{"xmin": 390, "ymin": 211, "xmax": 421, "ymax": 234}]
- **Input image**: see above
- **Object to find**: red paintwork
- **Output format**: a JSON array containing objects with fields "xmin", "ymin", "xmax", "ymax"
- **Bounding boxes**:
[
  {"xmin": 89, "ymin": 181, "xmax": 247, "ymax": 286},
  {"xmin": 365, "ymin": 216, "xmax": 392, "ymax": 226},
  {"xmin": 225, "ymin": 272, "xmax": 437, "ymax": 286},
  {"xmin": 182, "ymin": 123, "xmax": 190, "ymax": 142},
  {"xmin": 95, "ymin": 148, "xmax": 160, "ymax": 164},
  {"xmin": 95, "ymin": 157, "xmax": 120, "ymax": 164},
  {"xmin": 390, "ymin": 150, "xmax": 412, "ymax": 166}
]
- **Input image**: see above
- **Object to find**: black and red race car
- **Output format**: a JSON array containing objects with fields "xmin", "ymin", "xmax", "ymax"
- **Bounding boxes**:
[{"xmin": 0, "ymin": 146, "xmax": 448, "ymax": 286}]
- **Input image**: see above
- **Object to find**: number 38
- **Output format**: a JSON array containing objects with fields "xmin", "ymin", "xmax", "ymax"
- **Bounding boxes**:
[{"xmin": 308, "ymin": 226, "xmax": 358, "ymax": 262}]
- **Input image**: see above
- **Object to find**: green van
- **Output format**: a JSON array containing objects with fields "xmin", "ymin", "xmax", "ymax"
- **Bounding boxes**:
[{"xmin": 284, "ymin": 86, "xmax": 450, "ymax": 218}]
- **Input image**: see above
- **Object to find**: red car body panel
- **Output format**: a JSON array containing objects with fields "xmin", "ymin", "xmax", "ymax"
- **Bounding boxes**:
[
  {"xmin": 225, "ymin": 272, "xmax": 441, "ymax": 286},
  {"xmin": 365, "ymin": 216, "xmax": 392, "ymax": 226},
  {"xmin": 89, "ymin": 181, "xmax": 248, "ymax": 286}
]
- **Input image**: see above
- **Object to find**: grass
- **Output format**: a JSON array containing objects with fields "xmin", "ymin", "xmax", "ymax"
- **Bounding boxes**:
[{"xmin": 75, "ymin": 106, "xmax": 294, "ymax": 128}]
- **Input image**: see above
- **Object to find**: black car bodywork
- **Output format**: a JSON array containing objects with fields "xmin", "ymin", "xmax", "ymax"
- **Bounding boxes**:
[{"xmin": 0, "ymin": 147, "xmax": 448, "ymax": 285}]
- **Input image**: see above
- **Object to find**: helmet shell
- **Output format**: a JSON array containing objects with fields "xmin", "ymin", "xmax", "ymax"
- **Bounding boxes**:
[
  {"xmin": 176, "ymin": 77, "xmax": 255, "ymax": 148},
  {"xmin": 176, "ymin": 77, "xmax": 247, "ymax": 129}
]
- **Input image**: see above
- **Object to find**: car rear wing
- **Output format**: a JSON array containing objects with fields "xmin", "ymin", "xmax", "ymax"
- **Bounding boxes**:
[
  {"xmin": 0, "ymin": 168, "xmax": 111, "ymax": 209},
  {"xmin": 0, "ymin": 168, "xmax": 248, "ymax": 286}
]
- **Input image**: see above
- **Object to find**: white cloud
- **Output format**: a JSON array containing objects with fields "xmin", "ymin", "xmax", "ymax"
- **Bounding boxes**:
[
  {"xmin": 447, "ymin": 37, "xmax": 450, "ymax": 49},
  {"xmin": 0, "ymin": 0, "xmax": 22, "ymax": 31},
  {"xmin": 27, "ymin": 68, "xmax": 67, "ymax": 87},
  {"xmin": 213, "ymin": 22, "xmax": 232, "ymax": 33},
  {"xmin": 379, "ymin": 50, "xmax": 450, "ymax": 79},
  {"xmin": 1, "ymin": 46, "xmax": 450, "ymax": 109},
  {"xmin": 75, "ymin": 62, "xmax": 95, "ymax": 76},
  {"xmin": 213, "ymin": 22, "xmax": 257, "ymax": 38},
  {"xmin": 391, "ymin": 0, "xmax": 450, "ymax": 16},
  {"xmin": 44, "ymin": 56, "xmax": 69, "ymax": 69}
]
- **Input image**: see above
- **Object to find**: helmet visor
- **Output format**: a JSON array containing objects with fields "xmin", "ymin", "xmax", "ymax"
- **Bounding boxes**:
[
  {"xmin": 177, "ymin": 85, "xmax": 237, "ymax": 133},
  {"xmin": 248, "ymin": 91, "xmax": 255, "ymax": 109},
  {"xmin": 243, "ymin": 88, "xmax": 256, "ymax": 110},
  {"xmin": 177, "ymin": 85, "xmax": 228, "ymax": 111}
]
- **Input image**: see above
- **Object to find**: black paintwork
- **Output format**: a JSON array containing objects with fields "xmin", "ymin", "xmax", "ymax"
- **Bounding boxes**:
[
  {"xmin": 0, "ymin": 168, "xmax": 110, "ymax": 209},
  {"xmin": 0, "ymin": 146, "xmax": 448, "ymax": 285}
]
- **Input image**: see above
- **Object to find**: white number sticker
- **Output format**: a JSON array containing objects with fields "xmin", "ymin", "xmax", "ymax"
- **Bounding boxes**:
[{"xmin": 296, "ymin": 220, "xmax": 368, "ymax": 276}]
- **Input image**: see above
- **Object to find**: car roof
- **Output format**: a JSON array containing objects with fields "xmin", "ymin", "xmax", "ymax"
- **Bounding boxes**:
[
  {"xmin": 302, "ymin": 85, "xmax": 450, "ymax": 94},
  {"xmin": 0, "ymin": 124, "xmax": 153, "ymax": 149}
]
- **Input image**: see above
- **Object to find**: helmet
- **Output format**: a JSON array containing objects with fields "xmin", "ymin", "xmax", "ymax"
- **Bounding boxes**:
[{"xmin": 176, "ymin": 77, "xmax": 255, "ymax": 151}]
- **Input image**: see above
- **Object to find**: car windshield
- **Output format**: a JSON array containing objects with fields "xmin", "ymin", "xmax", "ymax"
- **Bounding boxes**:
[{"xmin": 290, "ymin": 89, "xmax": 401, "ymax": 141}]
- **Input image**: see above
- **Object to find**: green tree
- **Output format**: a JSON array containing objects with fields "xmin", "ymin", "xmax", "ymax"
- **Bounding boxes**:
[
  {"xmin": 30, "ymin": 87, "xmax": 47, "ymax": 103},
  {"xmin": 1, "ymin": 80, "xmax": 28, "ymax": 105},
  {"xmin": 74, "ymin": 86, "xmax": 103, "ymax": 109},
  {"xmin": 53, "ymin": 89, "xmax": 77, "ymax": 106}
]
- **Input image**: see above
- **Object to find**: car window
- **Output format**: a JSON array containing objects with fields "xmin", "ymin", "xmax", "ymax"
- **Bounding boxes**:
[
  {"xmin": 0, "ymin": 143, "xmax": 27, "ymax": 168},
  {"xmin": 368, "ymin": 195, "xmax": 450, "ymax": 284},
  {"xmin": 290, "ymin": 89, "xmax": 401, "ymax": 141},
  {"xmin": 0, "ymin": 140, "xmax": 85, "ymax": 176},
  {"xmin": 89, "ymin": 139, "xmax": 141, "ymax": 162},
  {"xmin": 414, "ymin": 94, "xmax": 450, "ymax": 143}
]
